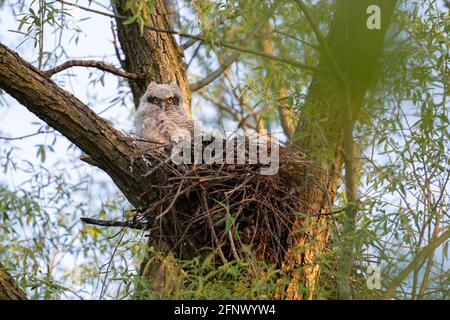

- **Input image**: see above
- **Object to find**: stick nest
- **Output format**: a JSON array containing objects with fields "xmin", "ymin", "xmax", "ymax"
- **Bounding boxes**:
[{"xmin": 133, "ymin": 138, "xmax": 322, "ymax": 265}]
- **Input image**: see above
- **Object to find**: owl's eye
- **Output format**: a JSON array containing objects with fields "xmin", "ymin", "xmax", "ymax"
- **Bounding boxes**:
[
  {"xmin": 147, "ymin": 96, "xmax": 159, "ymax": 104},
  {"xmin": 167, "ymin": 97, "xmax": 173, "ymax": 105}
]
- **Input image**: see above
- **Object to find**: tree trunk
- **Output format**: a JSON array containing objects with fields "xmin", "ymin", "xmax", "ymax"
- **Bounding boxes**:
[
  {"xmin": 281, "ymin": 0, "xmax": 397, "ymax": 299},
  {"xmin": 112, "ymin": 0, "xmax": 191, "ymax": 111},
  {"xmin": 111, "ymin": 0, "xmax": 194, "ymax": 297},
  {"xmin": 0, "ymin": 263, "xmax": 27, "ymax": 300}
]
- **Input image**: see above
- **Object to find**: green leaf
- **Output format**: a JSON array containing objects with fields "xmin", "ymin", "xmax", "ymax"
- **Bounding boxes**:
[
  {"xmin": 123, "ymin": 15, "xmax": 138, "ymax": 25},
  {"xmin": 225, "ymin": 211, "xmax": 233, "ymax": 233},
  {"xmin": 36, "ymin": 145, "xmax": 46, "ymax": 163}
]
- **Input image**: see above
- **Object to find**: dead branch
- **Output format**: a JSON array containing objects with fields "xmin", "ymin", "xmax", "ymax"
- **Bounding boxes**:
[{"xmin": 43, "ymin": 60, "xmax": 144, "ymax": 80}]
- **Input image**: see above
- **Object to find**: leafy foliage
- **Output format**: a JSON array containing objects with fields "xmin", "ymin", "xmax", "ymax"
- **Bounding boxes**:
[{"xmin": 0, "ymin": 0, "xmax": 449, "ymax": 299}]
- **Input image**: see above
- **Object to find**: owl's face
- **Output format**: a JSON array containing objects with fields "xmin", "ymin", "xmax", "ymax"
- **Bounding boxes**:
[{"xmin": 139, "ymin": 82, "xmax": 184, "ymax": 112}]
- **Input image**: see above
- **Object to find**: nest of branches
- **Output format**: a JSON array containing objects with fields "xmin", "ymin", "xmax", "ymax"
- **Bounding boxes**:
[{"xmin": 132, "ymin": 137, "xmax": 323, "ymax": 265}]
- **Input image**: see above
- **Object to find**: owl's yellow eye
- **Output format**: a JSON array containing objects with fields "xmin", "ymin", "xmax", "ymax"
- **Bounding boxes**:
[
  {"xmin": 147, "ymin": 96, "xmax": 160, "ymax": 104},
  {"xmin": 167, "ymin": 97, "xmax": 173, "ymax": 104}
]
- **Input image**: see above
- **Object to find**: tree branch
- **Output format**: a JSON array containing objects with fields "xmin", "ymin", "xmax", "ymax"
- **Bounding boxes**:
[
  {"xmin": 181, "ymin": 31, "xmax": 205, "ymax": 50},
  {"xmin": 43, "ymin": 60, "xmax": 144, "ymax": 80},
  {"xmin": 57, "ymin": 0, "xmax": 319, "ymax": 73},
  {"xmin": 0, "ymin": 42, "xmax": 156, "ymax": 208},
  {"xmin": 110, "ymin": 21, "xmax": 125, "ymax": 68},
  {"xmin": 382, "ymin": 227, "xmax": 450, "ymax": 299},
  {"xmin": 57, "ymin": 0, "xmax": 117, "ymax": 19},
  {"xmin": 0, "ymin": 130, "xmax": 54, "ymax": 141},
  {"xmin": 190, "ymin": 50, "xmax": 240, "ymax": 92},
  {"xmin": 80, "ymin": 217, "xmax": 147, "ymax": 230}
]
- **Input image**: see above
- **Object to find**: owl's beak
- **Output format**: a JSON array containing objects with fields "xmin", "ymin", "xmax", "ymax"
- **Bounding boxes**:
[{"xmin": 160, "ymin": 102, "xmax": 166, "ymax": 111}]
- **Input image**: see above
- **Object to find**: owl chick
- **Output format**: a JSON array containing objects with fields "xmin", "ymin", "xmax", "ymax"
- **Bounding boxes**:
[{"xmin": 134, "ymin": 82, "xmax": 193, "ymax": 150}]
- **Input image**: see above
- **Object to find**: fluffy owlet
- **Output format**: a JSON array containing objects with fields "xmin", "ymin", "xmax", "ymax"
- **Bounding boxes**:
[{"xmin": 134, "ymin": 82, "xmax": 193, "ymax": 149}]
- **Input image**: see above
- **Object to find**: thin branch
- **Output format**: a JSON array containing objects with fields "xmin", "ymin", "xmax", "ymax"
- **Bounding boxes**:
[
  {"xmin": 38, "ymin": 0, "xmax": 45, "ymax": 69},
  {"xmin": 80, "ymin": 217, "xmax": 147, "ymax": 230},
  {"xmin": 181, "ymin": 36, "xmax": 319, "ymax": 72},
  {"xmin": 57, "ymin": 0, "xmax": 117, "ymax": 19},
  {"xmin": 56, "ymin": 0, "xmax": 319, "ymax": 73},
  {"xmin": 181, "ymin": 31, "xmax": 205, "ymax": 50},
  {"xmin": 382, "ymin": 227, "xmax": 450, "ymax": 299},
  {"xmin": 43, "ymin": 60, "xmax": 144, "ymax": 80},
  {"xmin": 110, "ymin": 21, "xmax": 125, "ymax": 68},
  {"xmin": 0, "ymin": 130, "xmax": 54, "ymax": 141},
  {"xmin": 190, "ymin": 51, "xmax": 240, "ymax": 91},
  {"xmin": 186, "ymin": 42, "xmax": 202, "ymax": 69},
  {"xmin": 273, "ymin": 29, "xmax": 320, "ymax": 50}
]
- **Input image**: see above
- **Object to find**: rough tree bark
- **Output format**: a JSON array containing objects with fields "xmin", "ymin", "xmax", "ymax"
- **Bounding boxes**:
[
  {"xmin": 0, "ymin": 262, "xmax": 27, "ymax": 300},
  {"xmin": 113, "ymin": 0, "xmax": 191, "ymax": 111}
]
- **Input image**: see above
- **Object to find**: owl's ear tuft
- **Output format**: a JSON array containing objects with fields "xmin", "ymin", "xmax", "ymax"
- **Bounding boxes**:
[
  {"xmin": 170, "ymin": 82, "xmax": 182, "ymax": 95},
  {"xmin": 147, "ymin": 81, "xmax": 158, "ymax": 89},
  {"xmin": 170, "ymin": 81, "xmax": 181, "ymax": 89}
]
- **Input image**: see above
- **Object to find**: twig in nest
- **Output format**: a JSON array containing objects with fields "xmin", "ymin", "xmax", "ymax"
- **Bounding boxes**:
[
  {"xmin": 80, "ymin": 217, "xmax": 147, "ymax": 230},
  {"xmin": 132, "ymin": 139, "xmax": 329, "ymax": 265},
  {"xmin": 202, "ymin": 191, "xmax": 228, "ymax": 265}
]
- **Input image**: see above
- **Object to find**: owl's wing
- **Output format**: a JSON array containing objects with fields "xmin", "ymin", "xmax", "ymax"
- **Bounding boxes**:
[{"xmin": 170, "ymin": 115, "xmax": 193, "ymax": 128}]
